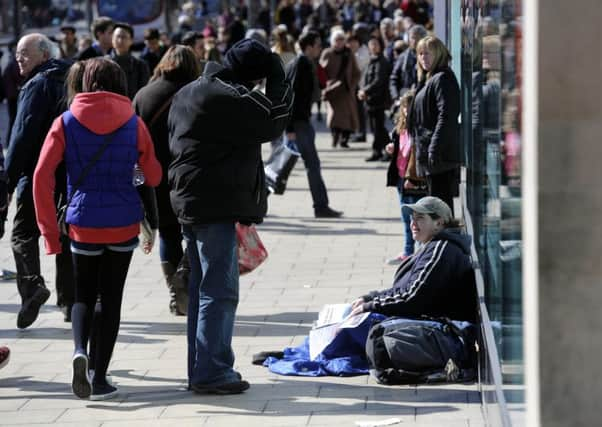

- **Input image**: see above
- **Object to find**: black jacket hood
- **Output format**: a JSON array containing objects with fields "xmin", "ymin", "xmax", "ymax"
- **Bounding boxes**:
[{"xmin": 434, "ymin": 229, "xmax": 471, "ymax": 255}]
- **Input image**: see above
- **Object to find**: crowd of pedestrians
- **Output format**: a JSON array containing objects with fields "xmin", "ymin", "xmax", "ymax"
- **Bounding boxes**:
[{"xmin": 0, "ymin": 0, "xmax": 467, "ymax": 401}]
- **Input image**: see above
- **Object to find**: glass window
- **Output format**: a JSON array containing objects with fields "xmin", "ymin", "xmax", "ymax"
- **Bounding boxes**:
[{"xmin": 458, "ymin": 0, "xmax": 524, "ymax": 422}]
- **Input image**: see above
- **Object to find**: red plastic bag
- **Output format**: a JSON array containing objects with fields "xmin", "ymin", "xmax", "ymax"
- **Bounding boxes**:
[{"xmin": 236, "ymin": 223, "xmax": 268, "ymax": 275}]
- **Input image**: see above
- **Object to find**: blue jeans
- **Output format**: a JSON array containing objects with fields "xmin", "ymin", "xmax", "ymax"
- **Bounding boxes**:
[
  {"xmin": 289, "ymin": 120, "xmax": 329, "ymax": 209},
  {"xmin": 182, "ymin": 222, "xmax": 240, "ymax": 386},
  {"xmin": 397, "ymin": 178, "xmax": 420, "ymax": 256}
]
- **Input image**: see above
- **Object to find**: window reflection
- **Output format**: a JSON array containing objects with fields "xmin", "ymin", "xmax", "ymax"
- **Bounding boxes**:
[{"xmin": 461, "ymin": 0, "xmax": 524, "ymax": 411}]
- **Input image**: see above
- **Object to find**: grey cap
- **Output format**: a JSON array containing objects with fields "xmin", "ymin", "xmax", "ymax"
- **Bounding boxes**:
[{"xmin": 402, "ymin": 196, "xmax": 452, "ymax": 223}]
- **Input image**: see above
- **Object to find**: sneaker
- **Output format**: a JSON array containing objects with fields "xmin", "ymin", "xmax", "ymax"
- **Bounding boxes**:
[
  {"xmin": 90, "ymin": 383, "xmax": 119, "ymax": 401},
  {"xmin": 190, "ymin": 379, "xmax": 250, "ymax": 395},
  {"xmin": 71, "ymin": 353, "xmax": 92, "ymax": 399},
  {"xmin": 89, "ymin": 369, "xmax": 113, "ymax": 386},
  {"xmin": 0, "ymin": 270, "xmax": 17, "ymax": 281},
  {"xmin": 0, "ymin": 346, "xmax": 10, "ymax": 370},
  {"xmin": 17, "ymin": 285, "xmax": 50, "ymax": 329},
  {"xmin": 314, "ymin": 207, "xmax": 343, "ymax": 218}
]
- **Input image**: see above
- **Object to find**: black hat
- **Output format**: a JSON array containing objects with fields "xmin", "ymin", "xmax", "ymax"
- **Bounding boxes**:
[
  {"xmin": 60, "ymin": 25, "xmax": 76, "ymax": 33},
  {"xmin": 224, "ymin": 38, "xmax": 271, "ymax": 83}
]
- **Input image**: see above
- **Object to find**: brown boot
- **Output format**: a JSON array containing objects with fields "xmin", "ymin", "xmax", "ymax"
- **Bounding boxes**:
[
  {"xmin": 172, "ymin": 255, "xmax": 190, "ymax": 315},
  {"xmin": 160, "ymin": 262, "xmax": 184, "ymax": 316}
]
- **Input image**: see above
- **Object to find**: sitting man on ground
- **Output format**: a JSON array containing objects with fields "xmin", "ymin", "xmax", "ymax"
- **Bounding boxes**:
[{"xmin": 349, "ymin": 196, "xmax": 477, "ymax": 322}]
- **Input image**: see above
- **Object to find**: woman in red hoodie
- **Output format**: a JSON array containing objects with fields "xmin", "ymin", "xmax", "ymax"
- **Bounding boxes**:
[{"xmin": 33, "ymin": 58, "xmax": 161, "ymax": 401}]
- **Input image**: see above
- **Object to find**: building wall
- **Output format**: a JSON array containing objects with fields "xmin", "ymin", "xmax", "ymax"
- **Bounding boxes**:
[{"xmin": 536, "ymin": 1, "xmax": 602, "ymax": 425}]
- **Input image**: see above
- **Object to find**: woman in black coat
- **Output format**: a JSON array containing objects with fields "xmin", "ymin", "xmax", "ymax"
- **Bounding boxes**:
[
  {"xmin": 408, "ymin": 36, "xmax": 461, "ymax": 212},
  {"xmin": 133, "ymin": 46, "xmax": 200, "ymax": 315}
]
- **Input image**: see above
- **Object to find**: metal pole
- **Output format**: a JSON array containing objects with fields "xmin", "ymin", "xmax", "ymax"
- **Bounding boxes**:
[
  {"xmin": 86, "ymin": 0, "xmax": 93, "ymax": 31},
  {"xmin": 13, "ymin": 0, "xmax": 20, "ymax": 40}
]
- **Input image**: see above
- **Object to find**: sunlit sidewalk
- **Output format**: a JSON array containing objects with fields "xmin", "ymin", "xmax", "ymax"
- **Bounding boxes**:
[{"xmin": 0, "ymin": 118, "xmax": 484, "ymax": 426}]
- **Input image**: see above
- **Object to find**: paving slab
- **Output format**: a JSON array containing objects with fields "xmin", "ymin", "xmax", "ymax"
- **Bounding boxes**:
[{"xmin": 0, "ymin": 118, "xmax": 483, "ymax": 426}]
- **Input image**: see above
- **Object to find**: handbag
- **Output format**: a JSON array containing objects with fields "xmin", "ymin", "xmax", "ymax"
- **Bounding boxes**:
[
  {"xmin": 264, "ymin": 141, "xmax": 300, "ymax": 195},
  {"xmin": 322, "ymin": 79, "xmax": 345, "ymax": 102},
  {"xmin": 403, "ymin": 142, "xmax": 427, "ymax": 196},
  {"xmin": 236, "ymin": 223, "xmax": 268, "ymax": 275},
  {"xmin": 56, "ymin": 131, "xmax": 118, "ymax": 236},
  {"xmin": 321, "ymin": 49, "xmax": 350, "ymax": 102}
]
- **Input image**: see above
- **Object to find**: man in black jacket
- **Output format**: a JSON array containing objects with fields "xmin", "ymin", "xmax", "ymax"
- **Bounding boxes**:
[
  {"xmin": 389, "ymin": 25, "xmax": 427, "ymax": 107},
  {"xmin": 109, "ymin": 23, "xmax": 150, "ymax": 100},
  {"xmin": 287, "ymin": 31, "xmax": 342, "ymax": 218},
  {"xmin": 360, "ymin": 37, "xmax": 392, "ymax": 162},
  {"xmin": 168, "ymin": 38, "xmax": 292, "ymax": 395},
  {"xmin": 75, "ymin": 17, "xmax": 114, "ymax": 60},
  {"xmin": 5, "ymin": 34, "xmax": 72, "ymax": 328}
]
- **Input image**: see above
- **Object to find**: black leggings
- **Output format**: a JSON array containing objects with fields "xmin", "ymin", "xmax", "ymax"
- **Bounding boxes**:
[{"xmin": 71, "ymin": 249, "xmax": 133, "ymax": 385}]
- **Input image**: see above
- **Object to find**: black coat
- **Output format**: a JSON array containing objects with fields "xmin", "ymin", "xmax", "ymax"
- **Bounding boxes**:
[
  {"xmin": 168, "ymin": 60, "xmax": 293, "ymax": 225},
  {"xmin": 361, "ymin": 54, "xmax": 391, "ymax": 111},
  {"xmin": 109, "ymin": 52, "xmax": 150, "ymax": 100},
  {"xmin": 389, "ymin": 48, "xmax": 417, "ymax": 102},
  {"xmin": 408, "ymin": 66, "xmax": 461, "ymax": 176},
  {"xmin": 288, "ymin": 53, "xmax": 317, "ymax": 126},
  {"xmin": 134, "ymin": 77, "xmax": 186, "ymax": 228},
  {"xmin": 5, "ymin": 59, "xmax": 69, "ymax": 194}
]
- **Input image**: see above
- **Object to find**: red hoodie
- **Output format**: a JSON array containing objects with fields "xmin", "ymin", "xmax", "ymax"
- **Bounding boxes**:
[{"xmin": 33, "ymin": 91, "xmax": 162, "ymax": 255}]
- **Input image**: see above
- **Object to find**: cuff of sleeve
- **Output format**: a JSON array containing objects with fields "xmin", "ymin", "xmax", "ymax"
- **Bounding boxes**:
[
  {"xmin": 362, "ymin": 292, "xmax": 377, "ymax": 302},
  {"xmin": 43, "ymin": 234, "xmax": 62, "ymax": 255}
]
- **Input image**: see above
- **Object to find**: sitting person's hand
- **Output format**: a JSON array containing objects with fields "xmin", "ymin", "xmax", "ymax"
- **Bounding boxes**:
[
  {"xmin": 349, "ymin": 297, "xmax": 366, "ymax": 317},
  {"xmin": 350, "ymin": 303, "xmax": 365, "ymax": 317}
]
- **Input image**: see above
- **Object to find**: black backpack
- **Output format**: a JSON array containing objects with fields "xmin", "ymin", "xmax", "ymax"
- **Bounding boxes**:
[{"xmin": 365, "ymin": 316, "xmax": 477, "ymax": 385}]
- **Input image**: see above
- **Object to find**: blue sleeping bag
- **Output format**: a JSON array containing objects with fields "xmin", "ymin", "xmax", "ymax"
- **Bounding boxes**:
[{"xmin": 263, "ymin": 313, "xmax": 387, "ymax": 376}]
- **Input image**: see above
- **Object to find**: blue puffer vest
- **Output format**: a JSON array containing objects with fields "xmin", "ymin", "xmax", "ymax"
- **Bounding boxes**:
[{"xmin": 62, "ymin": 110, "xmax": 143, "ymax": 228}]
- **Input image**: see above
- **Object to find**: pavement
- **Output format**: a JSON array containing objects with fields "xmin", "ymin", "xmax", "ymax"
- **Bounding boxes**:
[{"xmin": 0, "ymin": 117, "xmax": 485, "ymax": 426}]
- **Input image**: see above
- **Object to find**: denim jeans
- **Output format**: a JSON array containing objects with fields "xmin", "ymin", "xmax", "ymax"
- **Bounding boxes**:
[
  {"xmin": 182, "ymin": 222, "xmax": 240, "ymax": 386},
  {"xmin": 397, "ymin": 178, "xmax": 420, "ymax": 256},
  {"xmin": 290, "ymin": 119, "xmax": 329, "ymax": 209}
]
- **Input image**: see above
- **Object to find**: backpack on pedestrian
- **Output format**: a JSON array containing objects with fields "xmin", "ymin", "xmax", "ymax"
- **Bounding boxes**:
[{"xmin": 365, "ymin": 316, "xmax": 478, "ymax": 385}]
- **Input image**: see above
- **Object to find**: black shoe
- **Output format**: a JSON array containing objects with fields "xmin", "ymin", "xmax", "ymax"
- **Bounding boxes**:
[
  {"xmin": 71, "ymin": 353, "xmax": 92, "ymax": 399},
  {"xmin": 17, "ymin": 284, "xmax": 50, "ymax": 329},
  {"xmin": 314, "ymin": 207, "xmax": 343, "ymax": 218},
  {"xmin": 340, "ymin": 141, "xmax": 349, "ymax": 148},
  {"xmin": 191, "ymin": 380, "xmax": 250, "ymax": 395},
  {"xmin": 365, "ymin": 152, "xmax": 381, "ymax": 162},
  {"xmin": 90, "ymin": 382, "xmax": 119, "ymax": 401},
  {"xmin": 62, "ymin": 305, "xmax": 72, "ymax": 322},
  {"xmin": 252, "ymin": 351, "xmax": 285, "ymax": 365}
]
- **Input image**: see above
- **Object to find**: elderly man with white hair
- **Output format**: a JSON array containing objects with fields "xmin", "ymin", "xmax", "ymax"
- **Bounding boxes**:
[{"xmin": 4, "ymin": 33, "xmax": 72, "ymax": 329}]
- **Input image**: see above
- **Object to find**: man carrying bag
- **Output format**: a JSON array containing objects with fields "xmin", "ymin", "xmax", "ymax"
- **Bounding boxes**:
[{"xmin": 276, "ymin": 31, "xmax": 343, "ymax": 218}]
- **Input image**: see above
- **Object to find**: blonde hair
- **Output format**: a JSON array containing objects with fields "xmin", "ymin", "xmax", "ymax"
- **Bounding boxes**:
[
  {"xmin": 416, "ymin": 36, "xmax": 451, "ymax": 82},
  {"xmin": 395, "ymin": 90, "xmax": 415, "ymax": 134}
]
